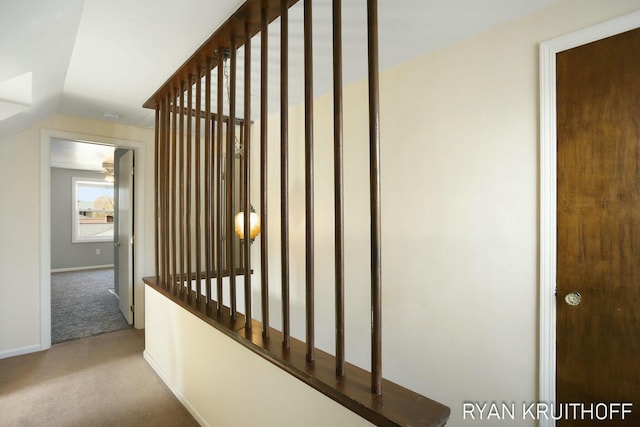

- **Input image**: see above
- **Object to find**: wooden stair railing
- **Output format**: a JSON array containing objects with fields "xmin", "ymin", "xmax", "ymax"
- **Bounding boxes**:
[{"xmin": 143, "ymin": 0, "xmax": 450, "ymax": 425}]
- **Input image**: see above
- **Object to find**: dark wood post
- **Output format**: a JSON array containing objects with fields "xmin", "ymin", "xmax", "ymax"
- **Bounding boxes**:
[
  {"xmin": 243, "ymin": 21, "xmax": 252, "ymax": 330},
  {"xmin": 332, "ymin": 0, "xmax": 345, "ymax": 377},
  {"xmin": 194, "ymin": 69, "xmax": 202, "ymax": 303},
  {"xmin": 303, "ymin": 0, "xmax": 315, "ymax": 364},
  {"xmin": 186, "ymin": 75, "xmax": 193, "ymax": 300},
  {"xmin": 178, "ymin": 82, "xmax": 186, "ymax": 296},
  {"xmin": 228, "ymin": 37, "xmax": 238, "ymax": 320},
  {"xmin": 260, "ymin": 5, "xmax": 270, "ymax": 340},
  {"xmin": 367, "ymin": 0, "xmax": 382, "ymax": 396},
  {"xmin": 216, "ymin": 50, "xmax": 225, "ymax": 314},
  {"xmin": 204, "ymin": 57, "xmax": 213, "ymax": 311},
  {"xmin": 280, "ymin": 0, "xmax": 290, "ymax": 350},
  {"xmin": 162, "ymin": 96, "xmax": 170, "ymax": 288},
  {"xmin": 154, "ymin": 104, "xmax": 160, "ymax": 283},
  {"xmin": 170, "ymin": 87, "xmax": 178, "ymax": 294}
]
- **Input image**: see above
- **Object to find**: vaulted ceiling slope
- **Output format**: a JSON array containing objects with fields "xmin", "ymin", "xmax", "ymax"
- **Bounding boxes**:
[{"xmin": 0, "ymin": 0, "xmax": 558, "ymax": 139}]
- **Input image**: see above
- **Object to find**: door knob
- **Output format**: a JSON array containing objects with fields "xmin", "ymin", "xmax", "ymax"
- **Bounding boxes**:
[
  {"xmin": 564, "ymin": 292, "xmax": 582, "ymax": 306},
  {"xmin": 115, "ymin": 241, "xmax": 121, "ymax": 247}
]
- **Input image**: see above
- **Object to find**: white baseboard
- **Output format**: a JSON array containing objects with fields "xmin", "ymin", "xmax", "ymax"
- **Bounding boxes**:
[
  {"xmin": 0, "ymin": 343, "xmax": 46, "ymax": 360},
  {"xmin": 51, "ymin": 264, "xmax": 114, "ymax": 273},
  {"xmin": 143, "ymin": 350, "xmax": 210, "ymax": 427}
]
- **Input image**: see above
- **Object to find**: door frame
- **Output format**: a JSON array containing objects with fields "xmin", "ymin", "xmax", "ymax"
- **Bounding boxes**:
[
  {"xmin": 539, "ymin": 10, "xmax": 640, "ymax": 427},
  {"xmin": 40, "ymin": 129, "xmax": 146, "ymax": 349}
]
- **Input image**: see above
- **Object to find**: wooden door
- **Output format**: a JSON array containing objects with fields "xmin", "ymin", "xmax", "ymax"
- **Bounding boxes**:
[{"xmin": 556, "ymin": 28, "xmax": 640, "ymax": 425}]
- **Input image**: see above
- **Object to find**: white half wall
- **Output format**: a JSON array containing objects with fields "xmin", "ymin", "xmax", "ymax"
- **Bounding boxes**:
[{"xmin": 144, "ymin": 285, "xmax": 374, "ymax": 427}]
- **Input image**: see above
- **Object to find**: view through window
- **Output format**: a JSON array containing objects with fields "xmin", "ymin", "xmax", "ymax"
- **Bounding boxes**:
[{"xmin": 72, "ymin": 177, "xmax": 114, "ymax": 242}]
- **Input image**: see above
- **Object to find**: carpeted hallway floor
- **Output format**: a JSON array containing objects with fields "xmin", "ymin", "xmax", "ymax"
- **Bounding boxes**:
[
  {"xmin": 52, "ymin": 268, "xmax": 131, "ymax": 344},
  {"xmin": 0, "ymin": 329, "xmax": 199, "ymax": 427}
]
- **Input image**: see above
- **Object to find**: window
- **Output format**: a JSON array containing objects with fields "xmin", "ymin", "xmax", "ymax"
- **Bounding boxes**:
[{"xmin": 72, "ymin": 177, "xmax": 114, "ymax": 243}]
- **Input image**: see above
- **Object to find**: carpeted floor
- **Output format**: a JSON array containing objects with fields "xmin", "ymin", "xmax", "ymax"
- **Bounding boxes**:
[
  {"xmin": 0, "ymin": 329, "xmax": 199, "ymax": 427},
  {"xmin": 52, "ymin": 268, "xmax": 131, "ymax": 344}
]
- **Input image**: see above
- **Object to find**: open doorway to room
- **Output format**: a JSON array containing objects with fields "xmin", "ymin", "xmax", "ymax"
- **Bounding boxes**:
[{"xmin": 50, "ymin": 139, "xmax": 134, "ymax": 343}]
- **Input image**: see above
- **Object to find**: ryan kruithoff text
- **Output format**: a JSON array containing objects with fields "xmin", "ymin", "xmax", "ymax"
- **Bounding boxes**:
[{"xmin": 462, "ymin": 402, "xmax": 633, "ymax": 421}]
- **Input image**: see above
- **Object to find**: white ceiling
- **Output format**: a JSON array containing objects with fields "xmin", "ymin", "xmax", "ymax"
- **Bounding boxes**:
[
  {"xmin": 50, "ymin": 138, "xmax": 114, "ymax": 171},
  {"xmin": 1, "ymin": 0, "xmax": 560, "ymax": 164}
]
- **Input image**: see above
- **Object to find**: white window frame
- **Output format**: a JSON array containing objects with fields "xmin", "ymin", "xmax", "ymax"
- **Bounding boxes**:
[{"xmin": 72, "ymin": 177, "xmax": 114, "ymax": 243}]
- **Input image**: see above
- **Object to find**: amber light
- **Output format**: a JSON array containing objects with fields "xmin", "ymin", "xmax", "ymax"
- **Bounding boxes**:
[{"xmin": 234, "ymin": 207, "xmax": 260, "ymax": 241}]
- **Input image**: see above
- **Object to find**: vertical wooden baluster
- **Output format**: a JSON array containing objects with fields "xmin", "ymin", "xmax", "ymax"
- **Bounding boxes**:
[
  {"xmin": 367, "ymin": 0, "xmax": 382, "ymax": 396},
  {"xmin": 228, "ymin": 37, "xmax": 238, "ymax": 320},
  {"xmin": 160, "ymin": 97, "xmax": 167, "ymax": 288},
  {"xmin": 216, "ymin": 50, "xmax": 225, "ymax": 314},
  {"xmin": 186, "ymin": 76, "xmax": 193, "ymax": 300},
  {"xmin": 163, "ymin": 96, "xmax": 170, "ymax": 289},
  {"xmin": 204, "ymin": 58, "xmax": 213, "ymax": 312},
  {"xmin": 280, "ymin": 0, "xmax": 290, "ymax": 350},
  {"xmin": 154, "ymin": 104, "xmax": 160, "ymax": 283},
  {"xmin": 157, "ymin": 100, "xmax": 163, "ymax": 286},
  {"xmin": 304, "ymin": 0, "xmax": 315, "ymax": 364},
  {"xmin": 171, "ymin": 88, "xmax": 178, "ymax": 295},
  {"xmin": 179, "ymin": 82, "xmax": 186, "ymax": 297},
  {"xmin": 260, "ymin": 5, "xmax": 270, "ymax": 340},
  {"xmin": 195, "ymin": 69, "xmax": 202, "ymax": 304},
  {"xmin": 332, "ymin": 0, "xmax": 345, "ymax": 377},
  {"xmin": 233, "ymin": 120, "xmax": 245, "ymax": 296},
  {"xmin": 243, "ymin": 21, "xmax": 252, "ymax": 331},
  {"xmin": 210, "ymin": 105, "xmax": 216, "ymax": 311},
  {"xmin": 239, "ymin": 123, "xmax": 246, "ymax": 264}
]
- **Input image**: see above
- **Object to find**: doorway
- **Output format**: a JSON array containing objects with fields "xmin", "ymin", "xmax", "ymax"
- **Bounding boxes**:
[
  {"xmin": 50, "ymin": 139, "xmax": 134, "ymax": 343},
  {"xmin": 40, "ymin": 128, "xmax": 146, "ymax": 349},
  {"xmin": 540, "ymin": 10, "xmax": 640, "ymax": 427}
]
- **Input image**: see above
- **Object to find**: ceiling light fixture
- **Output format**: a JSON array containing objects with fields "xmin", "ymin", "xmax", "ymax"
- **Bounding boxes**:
[
  {"xmin": 103, "ymin": 112, "xmax": 120, "ymax": 121},
  {"xmin": 102, "ymin": 161, "xmax": 115, "ymax": 183}
]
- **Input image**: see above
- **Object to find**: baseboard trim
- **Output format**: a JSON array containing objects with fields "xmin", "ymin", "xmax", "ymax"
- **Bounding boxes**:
[
  {"xmin": 0, "ymin": 343, "xmax": 46, "ymax": 360},
  {"xmin": 143, "ymin": 350, "xmax": 210, "ymax": 427},
  {"xmin": 51, "ymin": 264, "xmax": 114, "ymax": 273}
]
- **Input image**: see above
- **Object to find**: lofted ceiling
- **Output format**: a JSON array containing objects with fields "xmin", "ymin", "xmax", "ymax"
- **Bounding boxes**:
[{"xmin": 1, "ymin": 0, "xmax": 560, "ymax": 146}]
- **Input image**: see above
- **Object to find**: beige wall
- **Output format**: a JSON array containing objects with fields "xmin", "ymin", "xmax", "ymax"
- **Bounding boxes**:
[
  {"xmin": 0, "ymin": 125, "xmax": 42, "ymax": 355},
  {"xmin": 0, "ymin": 115, "xmax": 154, "ymax": 357}
]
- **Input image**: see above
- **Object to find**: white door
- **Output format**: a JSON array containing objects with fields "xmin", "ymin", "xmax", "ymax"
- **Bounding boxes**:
[{"xmin": 117, "ymin": 150, "xmax": 134, "ymax": 324}]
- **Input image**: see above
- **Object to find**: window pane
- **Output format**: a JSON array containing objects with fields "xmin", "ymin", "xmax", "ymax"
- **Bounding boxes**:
[{"xmin": 76, "ymin": 180, "xmax": 114, "ymax": 240}]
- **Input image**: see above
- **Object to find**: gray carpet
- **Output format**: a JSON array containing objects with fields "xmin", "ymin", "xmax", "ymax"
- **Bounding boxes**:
[{"xmin": 52, "ymin": 268, "xmax": 131, "ymax": 344}]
